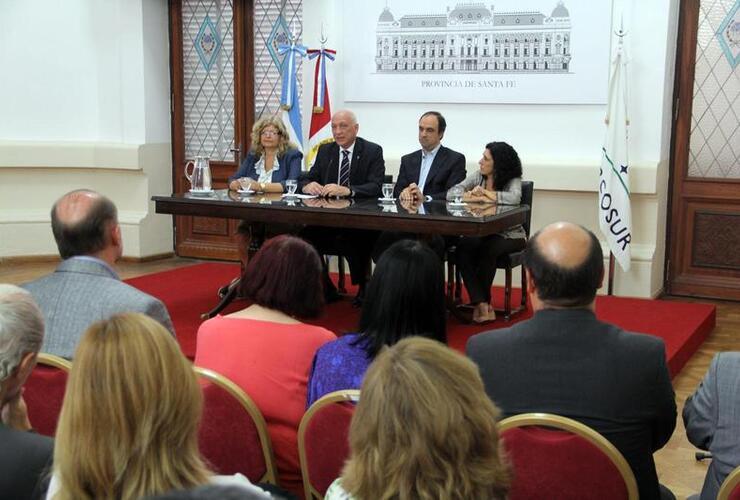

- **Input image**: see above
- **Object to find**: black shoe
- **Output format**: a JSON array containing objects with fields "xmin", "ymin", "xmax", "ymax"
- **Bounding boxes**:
[
  {"xmin": 325, "ymin": 287, "xmax": 341, "ymax": 304},
  {"xmin": 352, "ymin": 286, "xmax": 366, "ymax": 308}
]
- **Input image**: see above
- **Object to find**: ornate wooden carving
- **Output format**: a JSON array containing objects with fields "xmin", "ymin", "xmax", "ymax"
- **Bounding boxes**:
[{"xmin": 692, "ymin": 211, "xmax": 740, "ymax": 269}]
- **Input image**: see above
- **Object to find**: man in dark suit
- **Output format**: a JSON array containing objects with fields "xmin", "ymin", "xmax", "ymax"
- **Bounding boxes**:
[
  {"xmin": 395, "ymin": 111, "xmax": 466, "ymax": 202},
  {"xmin": 373, "ymin": 111, "xmax": 466, "ymax": 262},
  {"xmin": 467, "ymin": 222, "xmax": 677, "ymax": 500},
  {"xmin": 0, "ymin": 285, "xmax": 53, "ymax": 500},
  {"xmin": 300, "ymin": 110, "xmax": 385, "ymax": 304}
]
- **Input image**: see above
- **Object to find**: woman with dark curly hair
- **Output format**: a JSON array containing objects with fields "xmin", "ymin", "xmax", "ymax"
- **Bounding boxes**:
[{"xmin": 448, "ymin": 141, "xmax": 526, "ymax": 323}]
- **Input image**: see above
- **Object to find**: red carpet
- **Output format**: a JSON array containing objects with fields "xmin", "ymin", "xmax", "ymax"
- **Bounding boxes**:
[{"xmin": 125, "ymin": 263, "xmax": 716, "ymax": 377}]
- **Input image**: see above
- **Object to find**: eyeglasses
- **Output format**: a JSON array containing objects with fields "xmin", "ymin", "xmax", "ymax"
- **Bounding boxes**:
[{"xmin": 261, "ymin": 129, "xmax": 280, "ymax": 137}]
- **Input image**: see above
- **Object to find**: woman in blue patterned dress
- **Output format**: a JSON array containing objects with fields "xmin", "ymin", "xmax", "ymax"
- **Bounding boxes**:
[{"xmin": 306, "ymin": 239, "xmax": 447, "ymax": 407}]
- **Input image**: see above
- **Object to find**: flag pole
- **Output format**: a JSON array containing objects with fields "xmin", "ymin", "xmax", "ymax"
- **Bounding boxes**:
[
  {"xmin": 608, "ymin": 17, "xmax": 625, "ymax": 297},
  {"xmin": 608, "ymin": 253, "xmax": 616, "ymax": 295}
]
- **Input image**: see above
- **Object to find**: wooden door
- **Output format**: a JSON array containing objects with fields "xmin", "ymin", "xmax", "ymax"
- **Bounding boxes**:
[
  {"xmin": 169, "ymin": 0, "xmax": 254, "ymax": 260},
  {"xmin": 667, "ymin": 0, "xmax": 740, "ymax": 300}
]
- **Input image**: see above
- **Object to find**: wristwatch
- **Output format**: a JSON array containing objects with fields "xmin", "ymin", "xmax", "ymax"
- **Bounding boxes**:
[{"xmin": 259, "ymin": 182, "xmax": 266, "ymax": 192}]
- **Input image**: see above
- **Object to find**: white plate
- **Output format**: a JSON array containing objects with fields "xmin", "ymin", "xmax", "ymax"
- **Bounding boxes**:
[
  {"xmin": 189, "ymin": 189, "xmax": 214, "ymax": 195},
  {"xmin": 378, "ymin": 197, "xmax": 396, "ymax": 202},
  {"xmin": 237, "ymin": 189, "xmax": 255, "ymax": 194}
]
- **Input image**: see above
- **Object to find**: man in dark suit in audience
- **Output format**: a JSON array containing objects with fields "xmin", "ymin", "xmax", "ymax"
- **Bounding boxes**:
[
  {"xmin": 22, "ymin": 189, "xmax": 174, "ymax": 358},
  {"xmin": 300, "ymin": 109, "xmax": 385, "ymax": 305},
  {"xmin": 0, "ymin": 285, "xmax": 53, "ymax": 500},
  {"xmin": 683, "ymin": 352, "xmax": 740, "ymax": 500},
  {"xmin": 373, "ymin": 111, "xmax": 466, "ymax": 262},
  {"xmin": 467, "ymin": 222, "xmax": 677, "ymax": 500}
]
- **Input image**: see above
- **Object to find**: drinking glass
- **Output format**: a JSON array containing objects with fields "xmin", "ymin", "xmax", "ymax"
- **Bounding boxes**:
[
  {"xmin": 238, "ymin": 177, "xmax": 255, "ymax": 191},
  {"xmin": 449, "ymin": 185, "xmax": 464, "ymax": 204},
  {"xmin": 382, "ymin": 182, "xmax": 395, "ymax": 200},
  {"xmin": 285, "ymin": 179, "xmax": 298, "ymax": 196}
]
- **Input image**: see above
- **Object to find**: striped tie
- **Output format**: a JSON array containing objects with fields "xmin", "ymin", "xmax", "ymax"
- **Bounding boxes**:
[{"xmin": 339, "ymin": 149, "xmax": 350, "ymax": 187}]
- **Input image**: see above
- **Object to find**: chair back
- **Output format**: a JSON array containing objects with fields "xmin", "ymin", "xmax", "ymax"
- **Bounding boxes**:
[
  {"xmin": 194, "ymin": 367, "xmax": 278, "ymax": 484},
  {"xmin": 499, "ymin": 413, "xmax": 638, "ymax": 500},
  {"xmin": 719, "ymin": 465, "xmax": 740, "ymax": 500},
  {"xmin": 520, "ymin": 180, "xmax": 534, "ymax": 236},
  {"xmin": 298, "ymin": 390, "xmax": 360, "ymax": 499},
  {"xmin": 24, "ymin": 353, "xmax": 71, "ymax": 437}
]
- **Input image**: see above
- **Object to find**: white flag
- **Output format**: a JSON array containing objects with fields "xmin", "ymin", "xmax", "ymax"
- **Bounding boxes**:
[{"xmin": 599, "ymin": 38, "xmax": 632, "ymax": 272}]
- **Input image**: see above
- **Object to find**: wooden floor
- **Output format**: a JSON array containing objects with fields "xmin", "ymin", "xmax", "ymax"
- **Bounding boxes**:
[{"xmin": 2, "ymin": 257, "xmax": 739, "ymax": 499}]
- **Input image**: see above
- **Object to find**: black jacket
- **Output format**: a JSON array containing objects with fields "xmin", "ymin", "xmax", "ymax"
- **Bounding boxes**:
[
  {"xmin": 0, "ymin": 423, "xmax": 53, "ymax": 499},
  {"xmin": 300, "ymin": 137, "xmax": 385, "ymax": 197},
  {"xmin": 394, "ymin": 145, "xmax": 466, "ymax": 200},
  {"xmin": 467, "ymin": 309, "xmax": 677, "ymax": 500}
]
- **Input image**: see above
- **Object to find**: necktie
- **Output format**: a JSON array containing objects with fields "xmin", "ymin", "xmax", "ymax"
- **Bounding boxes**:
[{"xmin": 339, "ymin": 150, "xmax": 350, "ymax": 187}]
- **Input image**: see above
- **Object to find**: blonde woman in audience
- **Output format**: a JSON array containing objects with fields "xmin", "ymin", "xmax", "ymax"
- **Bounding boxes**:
[
  {"xmin": 47, "ymin": 313, "xmax": 271, "ymax": 500},
  {"xmin": 325, "ymin": 337, "xmax": 509, "ymax": 500}
]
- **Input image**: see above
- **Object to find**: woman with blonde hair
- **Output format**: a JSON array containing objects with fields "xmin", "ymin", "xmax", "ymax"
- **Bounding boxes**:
[
  {"xmin": 325, "ymin": 336, "xmax": 509, "ymax": 500},
  {"xmin": 47, "ymin": 313, "xmax": 270, "ymax": 500},
  {"xmin": 228, "ymin": 115, "xmax": 302, "ymax": 194}
]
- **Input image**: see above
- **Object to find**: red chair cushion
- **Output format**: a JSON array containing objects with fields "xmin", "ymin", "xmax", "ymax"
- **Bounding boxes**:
[
  {"xmin": 729, "ymin": 483, "xmax": 740, "ymax": 500},
  {"xmin": 304, "ymin": 401, "xmax": 355, "ymax": 496},
  {"xmin": 24, "ymin": 364, "xmax": 68, "ymax": 437},
  {"xmin": 198, "ymin": 382, "xmax": 267, "ymax": 483},
  {"xmin": 502, "ymin": 426, "xmax": 629, "ymax": 500}
]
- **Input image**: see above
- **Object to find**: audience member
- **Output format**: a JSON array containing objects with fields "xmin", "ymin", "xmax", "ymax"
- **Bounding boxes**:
[
  {"xmin": 195, "ymin": 235, "xmax": 335, "ymax": 497},
  {"xmin": 467, "ymin": 221, "xmax": 677, "ymax": 500},
  {"xmin": 47, "ymin": 313, "xmax": 270, "ymax": 500},
  {"xmin": 22, "ymin": 189, "xmax": 174, "ymax": 359},
  {"xmin": 307, "ymin": 239, "xmax": 446, "ymax": 406},
  {"xmin": 0, "ymin": 284, "xmax": 53, "ymax": 500},
  {"xmin": 299, "ymin": 109, "xmax": 385, "ymax": 305},
  {"xmin": 373, "ymin": 111, "xmax": 465, "ymax": 261},
  {"xmin": 325, "ymin": 337, "xmax": 509, "ymax": 500},
  {"xmin": 147, "ymin": 484, "xmax": 279, "ymax": 500},
  {"xmin": 683, "ymin": 352, "xmax": 740, "ymax": 500},
  {"xmin": 449, "ymin": 141, "xmax": 525, "ymax": 323},
  {"xmin": 228, "ymin": 115, "xmax": 302, "ymax": 194}
]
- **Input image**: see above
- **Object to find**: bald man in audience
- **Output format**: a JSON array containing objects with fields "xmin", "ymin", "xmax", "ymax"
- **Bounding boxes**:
[
  {"xmin": 0, "ymin": 284, "xmax": 53, "ymax": 500},
  {"xmin": 467, "ymin": 222, "xmax": 677, "ymax": 500},
  {"xmin": 22, "ymin": 190, "xmax": 174, "ymax": 358}
]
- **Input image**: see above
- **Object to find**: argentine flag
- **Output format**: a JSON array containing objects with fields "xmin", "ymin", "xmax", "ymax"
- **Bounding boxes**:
[
  {"xmin": 278, "ymin": 37, "xmax": 307, "ymax": 153},
  {"xmin": 599, "ymin": 34, "xmax": 632, "ymax": 272}
]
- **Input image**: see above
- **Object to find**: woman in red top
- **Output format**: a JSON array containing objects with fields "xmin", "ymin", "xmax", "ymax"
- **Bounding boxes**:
[{"xmin": 195, "ymin": 235, "xmax": 336, "ymax": 497}]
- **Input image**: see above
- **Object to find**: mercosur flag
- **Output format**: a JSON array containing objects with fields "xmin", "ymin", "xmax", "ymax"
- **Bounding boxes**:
[{"xmin": 599, "ymin": 37, "xmax": 632, "ymax": 272}]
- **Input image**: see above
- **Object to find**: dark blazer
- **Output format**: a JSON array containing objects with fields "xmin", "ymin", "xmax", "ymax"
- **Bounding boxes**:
[
  {"xmin": 466, "ymin": 309, "xmax": 676, "ymax": 500},
  {"xmin": 683, "ymin": 352, "xmax": 740, "ymax": 500},
  {"xmin": 394, "ymin": 145, "xmax": 466, "ymax": 200},
  {"xmin": 0, "ymin": 423, "xmax": 53, "ymax": 499},
  {"xmin": 300, "ymin": 137, "xmax": 385, "ymax": 197},
  {"xmin": 229, "ymin": 148, "xmax": 303, "ymax": 190}
]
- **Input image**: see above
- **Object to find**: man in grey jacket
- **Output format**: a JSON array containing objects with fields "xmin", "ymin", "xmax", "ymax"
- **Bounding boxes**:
[
  {"xmin": 683, "ymin": 352, "xmax": 740, "ymax": 499},
  {"xmin": 23, "ymin": 189, "xmax": 174, "ymax": 359}
]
